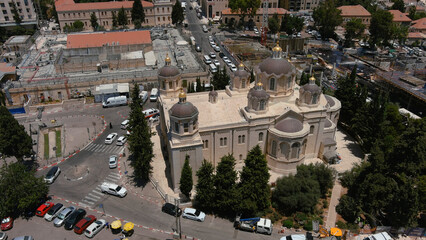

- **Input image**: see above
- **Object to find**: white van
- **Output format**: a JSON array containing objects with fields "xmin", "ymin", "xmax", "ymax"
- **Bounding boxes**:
[
  {"xmin": 256, "ymin": 218, "xmax": 272, "ymax": 235},
  {"xmin": 139, "ymin": 91, "xmax": 148, "ymax": 103},
  {"xmin": 150, "ymin": 88, "xmax": 159, "ymax": 102},
  {"xmin": 203, "ymin": 55, "xmax": 211, "ymax": 64},
  {"xmin": 102, "ymin": 96, "xmax": 127, "ymax": 108},
  {"xmin": 209, "ymin": 63, "xmax": 218, "ymax": 73},
  {"xmin": 120, "ymin": 119, "xmax": 129, "ymax": 129}
]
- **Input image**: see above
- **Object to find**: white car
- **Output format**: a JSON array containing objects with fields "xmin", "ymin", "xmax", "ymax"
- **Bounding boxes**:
[
  {"xmin": 116, "ymin": 136, "xmax": 127, "ymax": 146},
  {"xmin": 223, "ymin": 56, "xmax": 229, "ymax": 61},
  {"xmin": 105, "ymin": 133, "xmax": 117, "ymax": 144},
  {"xmin": 214, "ymin": 46, "xmax": 221, "ymax": 52},
  {"xmin": 213, "ymin": 59, "xmax": 220, "ymax": 67},
  {"xmin": 0, "ymin": 232, "xmax": 6, "ymax": 240},
  {"xmin": 120, "ymin": 120, "xmax": 129, "ymax": 129},
  {"xmin": 182, "ymin": 208, "xmax": 206, "ymax": 222},
  {"xmin": 109, "ymin": 155, "xmax": 118, "ymax": 168},
  {"xmin": 149, "ymin": 115, "xmax": 160, "ymax": 123},
  {"xmin": 44, "ymin": 203, "xmax": 64, "ymax": 222},
  {"xmin": 84, "ymin": 219, "xmax": 106, "ymax": 238},
  {"xmin": 225, "ymin": 59, "xmax": 232, "ymax": 66},
  {"xmin": 209, "ymin": 52, "xmax": 216, "ymax": 58},
  {"xmin": 230, "ymin": 64, "xmax": 237, "ymax": 72},
  {"xmin": 100, "ymin": 182, "xmax": 127, "ymax": 197},
  {"xmin": 254, "ymin": 29, "xmax": 259, "ymax": 34},
  {"xmin": 44, "ymin": 166, "xmax": 61, "ymax": 184}
]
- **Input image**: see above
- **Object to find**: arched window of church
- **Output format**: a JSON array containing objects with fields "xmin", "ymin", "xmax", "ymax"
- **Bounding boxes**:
[
  {"xmin": 224, "ymin": 137, "xmax": 227, "ymax": 146},
  {"xmin": 287, "ymin": 79, "xmax": 292, "ymax": 89},
  {"xmin": 291, "ymin": 142, "xmax": 300, "ymax": 159},
  {"xmin": 220, "ymin": 138, "xmax": 223, "ymax": 146},
  {"xmin": 174, "ymin": 122, "xmax": 179, "ymax": 133},
  {"xmin": 241, "ymin": 79, "xmax": 246, "ymax": 88},
  {"xmin": 310, "ymin": 125, "xmax": 314, "ymax": 134},
  {"xmin": 271, "ymin": 140, "xmax": 277, "ymax": 157},
  {"xmin": 302, "ymin": 140, "xmax": 307, "ymax": 155},
  {"xmin": 259, "ymin": 100, "xmax": 265, "ymax": 110},
  {"xmin": 162, "ymin": 81, "xmax": 166, "ymax": 90},
  {"xmin": 280, "ymin": 142, "xmax": 289, "ymax": 159},
  {"xmin": 258, "ymin": 132, "xmax": 264, "ymax": 141},
  {"xmin": 312, "ymin": 93, "xmax": 318, "ymax": 104},
  {"xmin": 269, "ymin": 78, "xmax": 275, "ymax": 91}
]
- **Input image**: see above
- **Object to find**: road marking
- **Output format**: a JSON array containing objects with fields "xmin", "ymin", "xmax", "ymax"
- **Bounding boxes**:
[
  {"xmin": 95, "ymin": 187, "xmax": 101, "ymax": 191},
  {"xmin": 107, "ymin": 174, "xmax": 120, "ymax": 180},
  {"xmin": 105, "ymin": 176, "xmax": 118, "ymax": 182},
  {"xmin": 78, "ymin": 202, "xmax": 91, "ymax": 208},
  {"xmin": 87, "ymin": 193, "xmax": 101, "ymax": 199},
  {"xmin": 92, "ymin": 190, "xmax": 104, "ymax": 196},
  {"xmin": 84, "ymin": 196, "xmax": 98, "ymax": 202},
  {"xmin": 110, "ymin": 172, "xmax": 121, "ymax": 177},
  {"xmin": 82, "ymin": 199, "xmax": 95, "ymax": 205}
]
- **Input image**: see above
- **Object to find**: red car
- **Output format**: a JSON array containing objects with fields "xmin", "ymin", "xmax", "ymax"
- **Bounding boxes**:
[
  {"xmin": 1, "ymin": 217, "xmax": 13, "ymax": 230},
  {"xmin": 74, "ymin": 215, "xmax": 96, "ymax": 234},
  {"xmin": 36, "ymin": 202, "xmax": 54, "ymax": 217}
]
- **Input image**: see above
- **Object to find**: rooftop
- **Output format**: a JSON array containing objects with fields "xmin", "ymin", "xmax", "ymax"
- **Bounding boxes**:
[
  {"xmin": 66, "ymin": 30, "xmax": 152, "ymax": 49},
  {"xmin": 388, "ymin": 10, "xmax": 412, "ymax": 22},
  {"xmin": 55, "ymin": 0, "xmax": 154, "ymax": 12},
  {"xmin": 337, "ymin": 5, "xmax": 371, "ymax": 17},
  {"xmin": 0, "ymin": 63, "xmax": 16, "ymax": 74},
  {"xmin": 221, "ymin": 8, "xmax": 288, "ymax": 15},
  {"xmin": 6, "ymin": 35, "xmax": 31, "ymax": 45},
  {"xmin": 411, "ymin": 17, "xmax": 426, "ymax": 30}
]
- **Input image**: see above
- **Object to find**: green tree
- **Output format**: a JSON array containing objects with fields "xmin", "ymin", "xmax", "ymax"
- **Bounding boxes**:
[
  {"xmin": 391, "ymin": 0, "xmax": 405, "ymax": 12},
  {"xmin": 408, "ymin": 6, "xmax": 416, "ymax": 20},
  {"xmin": 11, "ymin": 3, "xmax": 22, "ymax": 24},
  {"xmin": 313, "ymin": 0, "xmax": 343, "ymax": 39},
  {"xmin": 281, "ymin": 14, "xmax": 304, "ymax": 35},
  {"xmin": 229, "ymin": 0, "xmax": 260, "ymax": 22},
  {"xmin": 196, "ymin": 77, "xmax": 202, "ymax": 92},
  {"xmin": 214, "ymin": 154, "xmax": 238, "ymax": 218},
  {"xmin": 131, "ymin": 0, "xmax": 145, "ymax": 24},
  {"xmin": 0, "ymin": 90, "xmax": 6, "ymax": 106},
  {"xmin": 297, "ymin": 163, "xmax": 334, "ymax": 198},
  {"xmin": 194, "ymin": 160, "xmax": 215, "ymax": 213},
  {"xmin": 369, "ymin": 9, "xmax": 393, "ymax": 46},
  {"xmin": 334, "ymin": 66, "xmax": 358, "ymax": 124},
  {"xmin": 389, "ymin": 22, "xmax": 408, "ymax": 44},
  {"xmin": 72, "ymin": 20, "xmax": 84, "ymax": 31},
  {"xmin": 179, "ymin": 155, "xmax": 193, "ymax": 199},
  {"xmin": 0, "ymin": 106, "xmax": 32, "ymax": 161},
  {"xmin": 118, "ymin": 7, "xmax": 128, "ymax": 28},
  {"xmin": 133, "ymin": 19, "xmax": 141, "ymax": 29},
  {"xmin": 268, "ymin": 13, "xmax": 280, "ymax": 39},
  {"xmin": 0, "ymin": 162, "xmax": 48, "ymax": 217},
  {"xmin": 211, "ymin": 66, "xmax": 230, "ymax": 90},
  {"xmin": 90, "ymin": 12, "xmax": 98, "ymax": 31},
  {"xmin": 127, "ymin": 84, "xmax": 154, "ymax": 182},
  {"xmin": 344, "ymin": 18, "xmax": 366, "ymax": 47},
  {"xmin": 112, "ymin": 11, "xmax": 118, "ymax": 28},
  {"xmin": 238, "ymin": 145, "xmax": 270, "ymax": 216},
  {"xmin": 171, "ymin": 0, "xmax": 184, "ymax": 25}
]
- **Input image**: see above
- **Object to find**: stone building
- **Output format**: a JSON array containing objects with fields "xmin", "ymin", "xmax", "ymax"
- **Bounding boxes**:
[
  {"xmin": 0, "ymin": 0, "xmax": 37, "ymax": 27},
  {"xmin": 337, "ymin": 5, "xmax": 372, "ymax": 27},
  {"xmin": 158, "ymin": 43, "xmax": 341, "ymax": 192}
]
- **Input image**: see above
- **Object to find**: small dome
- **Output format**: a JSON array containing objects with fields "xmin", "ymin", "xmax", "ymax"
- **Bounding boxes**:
[
  {"xmin": 258, "ymin": 57, "xmax": 293, "ymax": 76},
  {"xmin": 275, "ymin": 117, "xmax": 303, "ymax": 133},
  {"xmin": 325, "ymin": 118, "xmax": 332, "ymax": 128},
  {"xmin": 325, "ymin": 95, "xmax": 335, "ymax": 107},
  {"xmin": 158, "ymin": 65, "xmax": 180, "ymax": 77},
  {"xmin": 248, "ymin": 87, "xmax": 269, "ymax": 99},
  {"xmin": 170, "ymin": 102, "xmax": 198, "ymax": 118},
  {"xmin": 302, "ymin": 83, "xmax": 321, "ymax": 93},
  {"xmin": 233, "ymin": 69, "xmax": 249, "ymax": 78}
]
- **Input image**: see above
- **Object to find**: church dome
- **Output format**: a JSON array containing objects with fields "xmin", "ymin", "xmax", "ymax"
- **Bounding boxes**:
[
  {"xmin": 170, "ymin": 102, "xmax": 198, "ymax": 118},
  {"xmin": 258, "ymin": 57, "xmax": 293, "ymax": 76},
  {"xmin": 275, "ymin": 117, "xmax": 303, "ymax": 133},
  {"xmin": 302, "ymin": 76, "xmax": 321, "ymax": 93},
  {"xmin": 248, "ymin": 82, "xmax": 269, "ymax": 99},
  {"xmin": 158, "ymin": 65, "xmax": 180, "ymax": 77}
]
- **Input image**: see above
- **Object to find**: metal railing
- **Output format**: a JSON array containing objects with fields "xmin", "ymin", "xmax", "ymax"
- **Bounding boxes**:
[{"xmin": 150, "ymin": 175, "xmax": 179, "ymax": 203}]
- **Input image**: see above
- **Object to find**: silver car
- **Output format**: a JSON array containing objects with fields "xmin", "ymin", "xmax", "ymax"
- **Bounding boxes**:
[
  {"xmin": 84, "ymin": 219, "xmax": 106, "ymax": 238},
  {"xmin": 53, "ymin": 206, "xmax": 75, "ymax": 227},
  {"xmin": 109, "ymin": 155, "xmax": 118, "ymax": 168}
]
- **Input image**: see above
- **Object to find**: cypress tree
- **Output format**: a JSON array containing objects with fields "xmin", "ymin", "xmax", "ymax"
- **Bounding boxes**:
[
  {"xmin": 131, "ymin": 0, "xmax": 145, "ymax": 24},
  {"xmin": 214, "ymin": 154, "xmax": 238, "ymax": 218},
  {"xmin": 90, "ymin": 12, "xmax": 98, "ymax": 31},
  {"xmin": 180, "ymin": 155, "xmax": 193, "ymax": 199},
  {"xmin": 196, "ymin": 77, "xmax": 202, "ymax": 92},
  {"xmin": 194, "ymin": 160, "xmax": 215, "ymax": 213},
  {"xmin": 118, "ymin": 7, "xmax": 128, "ymax": 28}
]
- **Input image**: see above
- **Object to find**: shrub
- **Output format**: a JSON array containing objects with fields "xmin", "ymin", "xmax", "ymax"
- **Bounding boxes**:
[
  {"xmin": 323, "ymin": 199, "xmax": 329, "ymax": 209},
  {"xmin": 303, "ymin": 220, "xmax": 313, "ymax": 231},
  {"xmin": 270, "ymin": 211, "xmax": 282, "ymax": 223},
  {"xmin": 282, "ymin": 219, "xmax": 293, "ymax": 228}
]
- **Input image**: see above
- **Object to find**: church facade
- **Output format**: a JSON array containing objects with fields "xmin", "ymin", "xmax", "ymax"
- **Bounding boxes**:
[{"xmin": 158, "ymin": 44, "xmax": 341, "ymax": 192}]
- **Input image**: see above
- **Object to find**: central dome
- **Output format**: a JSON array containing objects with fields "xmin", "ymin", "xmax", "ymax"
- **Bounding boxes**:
[
  {"xmin": 158, "ymin": 65, "xmax": 180, "ymax": 77},
  {"xmin": 275, "ymin": 117, "xmax": 303, "ymax": 133},
  {"xmin": 258, "ymin": 57, "xmax": 293, "ymax": 76},
  {"xmin": 170, "ymin": 102, "xmax": 198, "ymax": 118}
]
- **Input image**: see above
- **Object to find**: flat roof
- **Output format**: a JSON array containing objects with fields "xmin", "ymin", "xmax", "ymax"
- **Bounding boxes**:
[
  {"xmin": 55, "ymin": 0, "xmax": 153, "ymax": 12},
  {"xmin": 66, "ymin": 30, "xmax": 152, "ymax": 49},
  {"xmin": 6, "ymin": 35, "xmax": 31, "ymax": 44}
]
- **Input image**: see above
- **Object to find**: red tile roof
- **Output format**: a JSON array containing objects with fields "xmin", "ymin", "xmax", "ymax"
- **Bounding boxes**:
[
  {"xmin": 221, "ymin": 8, "xmax": 288, "ymax": 16},
  {"xmin": 388, "ymin": 10, "xmax": 412, "ymax": 22},
  {"xmin": 411, "ymin": 17, "xmax": 426, "ymax": 30},
  {"xmin": 67, "ymin": 30, "xmax": 152, "ymax": 49},
  {"xmin": 407, "ymin": 32, "xmax": 426, "ymax": 39},
  {"xmin": 337, "ymin": 5, "xmax": 371, "ymax": 17},
  {"xmin": 55, "ymin": 0, "xmax": 153, "ymax": 12},
  {"xmin": 0, "ymin": 63, "xmax": 16, "ymax": 73}
]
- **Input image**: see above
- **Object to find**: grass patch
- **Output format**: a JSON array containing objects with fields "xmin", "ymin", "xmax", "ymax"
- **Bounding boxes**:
[
  {"xmin": 55, "ymin": 130, "xmax": 61, "ymax": 157},
  {"xmin": 44, "ymin": 134, "xmax": 49, "ymax": 159}
]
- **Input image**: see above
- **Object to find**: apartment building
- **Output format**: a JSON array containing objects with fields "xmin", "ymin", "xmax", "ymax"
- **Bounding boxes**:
[
  {"xmin": 221, "ymin": 8, "xmax": 288, "ymax": 29},
  {"xmin": 337, "ymin": 4, "xmax": 371, "ymax": 26},
  {"xmin": 55, "ymin": 0, "xmax": 173, "ymax": 31},
  {"xmin": 280, "ymin": 0, "xmax": 323, "ymax": 11},
  {"xmin": 388, "ymin": 10, "xmax": 412, "ymax": 26},
  {"xmin": 201, "ymin": 0, "xmax": 279, "ymax": 19},
  {"xmin": 0, "ymin": 0, "xmax": 37, "ymax": 27}
]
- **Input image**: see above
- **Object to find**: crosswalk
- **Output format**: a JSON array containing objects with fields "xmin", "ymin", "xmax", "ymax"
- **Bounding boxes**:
[
  {"xmin": 78, "ymin": 172, "xmax": 121, "ymax": 208},
  {"xmin": 83, "ymin": 143, "xmax": 124, "ymax": 154}
]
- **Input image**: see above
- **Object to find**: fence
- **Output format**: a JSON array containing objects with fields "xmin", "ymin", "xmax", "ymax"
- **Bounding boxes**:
[{"xmin": 150, "ymin": 175, "xmax": 179, "ymax": 204}]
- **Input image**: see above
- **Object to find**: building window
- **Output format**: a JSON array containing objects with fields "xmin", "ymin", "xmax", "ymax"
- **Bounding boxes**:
[
  {"xmin": 162, "ymin": 7, "xmax": 164, "ymax": 12},
  {"xmin": 203, "ymin": 140, "xmax": 208, "ymax": 149},
  {"xmin": 78, "ymin": 12, "xmax": 80, "ymax": 16},
  {"xmin": 258, "ymin": 132, "xmax": 263, "ymax": 141},
  {"xmin": 271, "ymin": 140, "xmax": 277, "ymax": 157},
  {"xmin": 280, "ymin": 142, "xmax": 289, "ymax": 159},
  {"xmin": 302, "ymin": 140, "xmax": 307, "ymax": 155},
  {"xmin": 259, "ymin": 100, "xmax": 265, "ymax": 110},
  {"xmin": 312, "ymin": 93, "xmax": 318, "ymax": 104},
  {"xmin": 4, "ymin": 16, "xmax": 9, "ymax": 21},
  {"xmin": 291, "ymin": 142, "xmax": 300, "ymax": 159},
  {"xmin": 184, "ymin": 123, "xmax": 189, "ymax": 132},
  {"xmin": 174, "ymin": 122, "xmax": 179, "ymax": 133},
  {"xmin": 224, "ymin": 137, "xmax": 227, "ymax": 146},
  {"xmin": 269, "ymin": 78, "xmax": 275, "ymax": 91},
  {"xmin": 17, "ymin": 2, "xmax": 20, "ymax": 6},
  {"xmin": 239, "ymin": 154, "xmax": 243, "ymax": 160},
  {"xmin": 63, "ymin": 14, "xmax": 65, "ymax": 18},
  {"xmin": 84, "ymin": 22, "xmax": 87, "ymax": 26},
  {"xmin": 238, "ymin": 135, "xmax": 245, "ymax": 144},
  {"xmin": 310, "ymin": 125, "xmax": 314, "ymax": 134},
  {"xmin": 163, "ymin": 16, "xmax": 165, "ymax": 21},
  {"xmin": 241, "ymin": 79, "xmax": 246, "ymax": 88},
  {"xmin": 0, "ymin": 3, "xmax": 5, "ymax": 7},
  {"xmin": 220, "ymin": 138, "xmax": 223, "ymax": 146},
  {"xmin": 2, "ymin": 10, "xmax": 7, "ymax": 14},
  {"xmin": 158, "ymin": 17, "xmax": 160, "ymax": 21}
]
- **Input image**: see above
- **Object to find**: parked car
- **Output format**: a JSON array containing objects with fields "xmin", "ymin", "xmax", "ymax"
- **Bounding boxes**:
[
  {"xmin": 214, "ymin": 46, "xmax": 221, "ymax": 52},
  {"xmin": 53, "ymin": 206, "xmax": 76, "ymax": 227},
  {"xmin": 0, "ymin": 217, "xmax": 13, "ymax": 231},
  {"xmin": 74, "ymin": 215, "xmax": 96, "ymax": 234},
  {"xmin": 44, "ymin": 166, "xmax": 61, "ymax": 184},
  {"xmin": 161, "ymin": 203, "xmax": 182, "ymax": 217},
  {"xmin": 213, "ymin": 59, "xmax": 220, "ymax": 67},
  {"xmin": 109, "ymin": 155, "xmax": 118, "ymax": 169},
  {"xmin": 84, "ymin": 219, "xmax": 106, "ymax": 238},
  {"xmin": 219, "ymin": 53, "xmax": 225, "ymax": 58},
  {"xmin": 142, "ymin": 108, "xmax": 160, "ymax": 119},
  {"xmin": 120, "ymin": 120, "xmax": 129, "ymax": 129},
  {"xmin": 100, "ymin": 182, "xmax": 127, "ymax": 197},
  {"xmin": 149, "ymin": 115, "xmax": 160, "ymax": 123},
  {"xmin": 230, "ymin": 64, "xmax": 237, "ymax": 72},
  {"xmin": 0, "ymin": 232, "xmax": 7, "ymax": 240},
  {"xmin": 10, "ymin": 236, "xmax": 34, "ymax": 240},
  {"xmin": 36, "ymin": 202, "xmax": 54, "ymax": 217},
  {"xmin": 105, "ymin": 133, "xmax": 118, "ymax": 145},
  {"xmin": 195, "ymin": 44, "xmax": 201, "ymax": 52},
  {"xmin": 254, "ymin": 29, "xmax": 259, "ymax": 34},
  {"xmin": 182, "ymin": 208, "xmax": 206, "ymax": 222},
  {"xmin": 116, "ymin": 136, "xmax": 127, "ymax": 146},
  {"xmin": 44, "ymin": 203, "xmax": 64, "ymax": 221},
  {"xmin": 209, "ymin": 52, "xmax": 216, "ymax": 58},
  {"xmin": 64, "ymin": 208, "xmax": 86, "ymax": 230}
]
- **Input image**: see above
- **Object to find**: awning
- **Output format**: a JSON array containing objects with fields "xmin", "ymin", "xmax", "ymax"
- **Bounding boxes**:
[
  {"xmin": 123, "ymin": 222, "xmax": 134, "ymax": 232},
  {"xmin": 111, "ymin": 220, "xmax": 122, "ymax": 229}
]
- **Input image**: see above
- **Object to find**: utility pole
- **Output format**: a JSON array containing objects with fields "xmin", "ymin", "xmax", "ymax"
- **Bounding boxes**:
[{"xmin": 174, "ymin": 198, "xmax": 181, "ymax": 239}]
